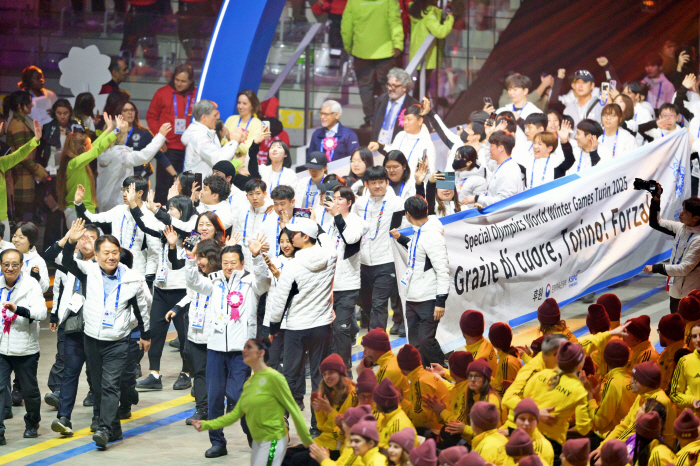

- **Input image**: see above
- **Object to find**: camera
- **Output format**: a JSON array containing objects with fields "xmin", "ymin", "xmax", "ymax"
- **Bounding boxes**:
[{"xmin": 633, "ymin": 178, "xmax": 659, "ymax": 195}]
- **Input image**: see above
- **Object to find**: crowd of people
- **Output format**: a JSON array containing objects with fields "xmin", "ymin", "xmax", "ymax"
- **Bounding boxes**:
[{"xmin": 1, "ymin": 5, "xmax": 700, "ymax": 464}]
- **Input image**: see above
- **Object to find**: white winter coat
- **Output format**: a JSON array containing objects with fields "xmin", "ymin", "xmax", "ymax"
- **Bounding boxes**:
[
  {"xmin": 657, "ymin": 214, "xmax": 700, "ymax": 299},
  {"xmin": 182, "ymin": 121, "xmax": 239, "ymax": 177},
  {"xmin": 332, "ymin": 212, "xmax": 368, "ymax": 292},
  {"xmin": 597, "ymin": 128, "xmax": 639, "ymax": 164},
  {"xmin": 258, "ymin": 165, "xmax": 298, "ymax": 194},
  {"xmin": 385, "ymin": 125, "xmax": 436, "ymax": 174},
  {"xmin": 403, "ymin": 217, "xmax": 450, "ymax": 303},
  {"xmin": 353, "ymin": 188, "xmax": 406, "ymax": 266},
  {"xmin": 22, "ymin": 248, "xmax": 49, "ymax": 293},
  {"xmin": 0, "ymin": 275, "xmax": 47, "ymax": 356}
]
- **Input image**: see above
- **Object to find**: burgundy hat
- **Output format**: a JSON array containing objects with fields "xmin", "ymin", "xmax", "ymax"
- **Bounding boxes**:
[
  {"xmin": 438, "ymin": 446, "xmax": 469, "ymax": 466},
  {"xmin": 397, "ymin": 344, "xmax": 422, "ymax": 372},
  {"xmin": 409, "ymin": 438, "xmax": 438, "ymax": 466},
  {"xmin": 514, "ymin": 398, "xmax": 539, "ymax": 422},
  {"xmin": 631, "ymin": 361, "xmax": 662, "ymax": 389},
  {"xmin": 636, "ymin": 411, "xmax": 662, "ymax": 439},
  {"xmin": 350, "ymin": 415, "xmax": 379, "ymax": 442},
  {"xmin": 320, "ymin": 353, "xmax": 347, "ymax": 377},
  {"xmin": 489, "ymin": 322, "xmax": 513, "ymax": 351},
  {"xmin": 679, "ymin": 296, "xmax": 700, "ymax": 322},
  {"xmin": 361, "ymin": 328, "xmax": 391, "ymax": 352},
  {"xmin": 557, "ymin": 341, "xmax": 585, "ymax": 372},
  {"xmin": 455, "ymin": 452, "xmax": 487, "ymax": 466},
  {"xmin": 583, "ymin": 355, "xmax": 596, "ymax": 376},
  {"xmin": 675, "ymin": 408, "xmax": 700, "ymax": 440},
  {"xmin": 530, "ymin": 336, "xmax": 545, "ymax": 355},
  {"xmin": 519, "ymin": 456, "xmax": 543, "ymax": 466},
  {"xmin": 342, "ymin": 405, "xmax": 373, "ymax": 429},
  {"xmin": 603, "ymin": 340, "xmax": 630, "ymax": 369},
  {"xmin": 448, "ymin": 351, "xmax": 474, "ymax": 380},
  {"xmin": 689, "ymin": 289, "xmax": 700, "ymax": 299},
  {"xmin": 562, "ymin": 438, "xmax": 590, "ymax": 466},
  {"xmin": 506, "ymin": 428, "xmax": 534, "ymax": 457},
  {"xmin": 389, "ymin": 427, "xmax": 416, "ymax": 453},
  {"xmin": 626, "ymin": 315, "xmax": 651, "ymax": 341},
  {"xmin": 597, "ymin": 293, "xmax": 622, "ymax": 322},
  {"xmin": 373, "ymin": 378, "xmax": 400, "ymax": 409},
  {"xmin": 356, "ymin": 368, "xmax": 378, "ymax": 395},
  {"xmin": 537, "ymin": 298, "xmax": 560, "ymax": 325},
  {"xmin": 586, "ymin": 304, "xmax": 610, "ymax": 333},
  {"xmin": 470, "ymin": 401, "xmax": 500, "ymax": 431},
  {"xmin": 600, "ymin": 440, "xmax": 630, "ymax": 466},
  {"xmin": 460, "ymin": 310, "xmax": 485, "ymax": 337},
  {"xmin": 658, "ymin": 313, "xmax": 685, "ymax": 342},
  {"xmin": 467, "ymin": 357, "xmax": 493, "ymax": 380}
]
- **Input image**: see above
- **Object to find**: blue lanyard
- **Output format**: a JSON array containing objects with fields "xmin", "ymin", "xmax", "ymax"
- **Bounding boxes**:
[
  {"xmin": 103, "ymin": 269, "xmax": 121, "ymax": 309},
  {"xmin": 127, "ymin": 127, "xmax": 134, "ymax": 143},
  {"xmin": 305, "ymin": 179, "xmax": 317, "ymax": 208},
  {"xmin": 364, "ymin": 200, "xmax": 387, "ymax": 240},
  {"xmin": 513, "ymin": 102, "xmax": 528, "ymax": 113},
  {"xmin": 577, "ymin": 150, "xmax": 585, "ymax": 172},
  {"xmin": 398, "ymin": 182, "xmax": 405, "ymax": 197},
  {"xmin": 275, "ymin": 223, "xmax": 280, "ymax": 255},
  {"xmin": 486, "ymin": 158, "xmax": 511, "ymax": 192},
  {"xmin": 672, "ymin": 234, "xmax": 695, "ymax": 264},
  {"xmin": 75, "ymin": 277, "xmax": 81, "ymax": 292},
  {"xmin": 399, "ymin": 135, "xmax": 420, "ymax": 164},
  {"xmin": 530, "ymin": 156, "xmax": 550, "ymax": 187},
  {"xmin": 1, "ymin": 283, "xmax": 16, "ymax": 303},
  {"xmin": 237, "ymin": 117, "xmax": 252, "ymax": 131},
  {"xmin": 602, "ymin": 129, "xmax": 619, "ymax": 158},
  {"xmin": 409, "ymin": 228, "xmax": 422, "ymax": 269},
  {"xmin": 173, "ymin": 94, "xmax": 192, "ymax": 119},
  {"xmin": 243, "ymin": 211, "xmax": 267, "ymax": 245},
  {"xmin": 269, "ymin": 170, "xmax": 283, "ymax": 194},
  {"xmin": 655, "ymin": 81, "xmax": 662, "ymax": 108},
  {"xmin": 120, "ymin": 215, "xmax": 138, "ymax": 248}
]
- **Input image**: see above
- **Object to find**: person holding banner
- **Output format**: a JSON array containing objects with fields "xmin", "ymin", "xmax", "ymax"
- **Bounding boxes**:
[
  {"xmin": 566, "ymin": 119, "xmax": 602, "ymax": 176},
  {"xmin": 643, "ymin": 181, "xmax": 700, "ymax": 311}
]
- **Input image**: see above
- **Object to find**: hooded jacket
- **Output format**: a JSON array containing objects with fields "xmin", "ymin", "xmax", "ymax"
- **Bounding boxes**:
[
  {"xmin": 0, "ymin": 274, "xmax": 47, "ymax": 356},
  {"xmin": 267, "ymin": 233, "xmax": 337, "ymax": 331},
  {"xmin": 402, "ymin": 216, "xmax": 449, "ymax": 305},
  {"xmin": 182, "ymin": 121, "xmax": 239, "ymax": 177}
]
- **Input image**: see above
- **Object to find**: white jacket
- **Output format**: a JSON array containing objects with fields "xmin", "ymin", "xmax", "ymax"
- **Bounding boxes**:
[
  {"xmin": 475, "ymin": 157, "xmax": 525, "ymax": 207},
  {"xmin": 385, "ymin": 125, "xmax": 436, "ymax": 174},
  {"xmin": 233, "ymin": 203, "xmax": 274, "ymax": 270},
  {"xmin": 50, "ymin": 250, "xmax": 88, "ymax": 323},
  {"xmin": 62, "ymin": 243, "xmax": 152, "ymax": 341},
  {"xmin": 261, "ymin": 254, "xmax": 294, "ymax": 326},
  {"xmin": 78, "ymin": 203, "xmax": 161, "ymax": 276},
  {"xmin": 96, "ymin": 134, "xmax": 166, "ymax": 213},
  {"xmin": 353, "ymin": 188, "xmax": 407, "ymax": 266},
  {"xmin": 295, "ymin": 177, "xmax": 324, "ymax": 209},
  {"xmin": 597, "ymin": 128, "xmax": 639, "ymax": 164},
  {"xmin": 22, "ymin": 248, "xmax": 49, "ymax": 293},
  {"xmin": 332, "ymin": 212, "xmax": 368, "ymax": 292},
  {"xmin": 185, "ymin": 257, "xmax": 268, "ymax": 351},
  {"xmin": 196, "ymin": 201, "xmax": 234, "ymax": 231},
  {"xmin": 403, "ymin": 216, "xmax": 450, "ymax": 303},
  {"xmin": 0, "ymin": 275, "xmax": 47, "ymax": 356},
  {"xmin": 259, "ymin": 165, "xmax": 298, "ymax": 194},
  {"xmin": 267, "ymin": 234, "xmax": 337, "ymax": 331},
  {"xmin": 496, "ymin": 101, "xmax": 543, "ymax": 120},
  {"xmin": 182, "ymin": 121, "xmax": 239, "ymax": 177},
  {"xmin": 657, "ymin": 215, "xmax": 700, "ymax": 299}
]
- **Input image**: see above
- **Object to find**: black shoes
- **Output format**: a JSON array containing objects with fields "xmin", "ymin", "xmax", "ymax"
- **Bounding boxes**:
[
  {"xmin": 169, "ymin": 337, "xmax": 180, "ymax": 349},
  {"xmin": 44, "ymin": 391, "xmax": 60, "ymax": 409},
  {"xmin": 4, "ymin": 410, "xmax": 12, "ymax": 420},
  {"xmin": 83, "ymin": 391, "xmax": 95, "ymax": 407},
  {"xmin": 173, "ymin": 373, "xmax": 192, "ymax": 390},
  {"xmin": 11, "ymin": 390, "xmax": 23, "ymax": 407},
  {"xmin": 136, "ymin": 373, "xmax": 163, "ymax": 390},
  {"xmin": 93, "ymin": 429, "xmax": 109, "ymax": 448},
  {"xmin": 23, "ymin": 426, "xmax": 39, "ymax": 438},
  {"xmin": 205, "ymin": 446, "xmax": 227, "ymax": 458},
  {"xmin": 185, "ymin": 408, "xmax": 208, "ymax": 426},
  {"xmin": 90, "ymin": 415, "xmax": 99, "ymax": 432},
  {"xmin": 0, "ymin": 436, "xmax": 5, "ymax": 445},
  {"xmin": 51, "ymin": 417, "xmax": 73, "ymax": 436},
  {"xmin": 398, "ymin": 325, "xmax": 406, "ymax": 338},
  {"xmin": 118, "ymin": 406, "xmax": 132, "ymax": 419},
  {"xmin": 109, "ymin": 429, "xmax": 123, "ymax": 442},
  {"xmin": 389, "ymin": 323, "xmax": 400, "ymax": 335}
]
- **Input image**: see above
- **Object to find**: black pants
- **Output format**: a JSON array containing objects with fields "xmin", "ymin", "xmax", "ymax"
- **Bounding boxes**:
[
  {"xmin": 177, "ymin": 0, "xmax": 212, "ymax": 58},
  {"xmin": 353, "ymin": 56, "xmax": 395, "ymax": 123},
  {"xmin": 406, "ymin": 299, "xmax": 439, "ymax": 351},
  {"xmin": 671, "ymin": 296, "xmax": 681, "ymax": 313},
  {"xmin": 360, "ymin": 263, "xmax": 399, "ymax": 331},
  {"xmin": 154, "ymin": 149, "xmax": 185, "ymax": 204},
  {"xmin": 84, "ymin": 335, "xmax": 129, "ymax": 436},
  {"xmin": 285, "ymin": 446, "xmax": 341, "ymax": 466},
  {"xmin": 58, "ymin": 331, "xmax": 94, "ymax": 420},
  {"xmin": 119, "ymin": 337, "xmax": 143, "ymax": 411},
  {"xmin": 328, "ymin": 13, "xmax": 342, "ymax": 50},
  {"xmin": 391, "ymin": 286, "xmax": 404, "ymax": 326},
  {"xmin": 332, "ymin": 290, "xmax": 359, "ymax": 373},
  {"xmin": 120, "ymin": 3, "xmax": 160, "ymax": 56},
  {"xmin": 257, "ymin": 293, "xmax": 269, "ymax": 339},
  {"xmin": 283, "ymin": 326, "xmax": 331, "ymax": 426},
  {"xmin": 268, "ymin": 329, "xmax": 285, "ymax": 371},
  {"xmin": 692, "ymin": 175, "xmax": 698, "ymax": 197},
  {"xmin": 148, "ymin": 287, "xmax": 188, "ymax": 373},
  {"xmin": 545, "ymin": 435, "xmax": 562, "ymax": 466},
  {"xmin": 185, "ymin": 340, "xmax": 208, "ymax": 410},
  {"xmin": 47, "ymin": 326, "xmax": 65, "ymax": 393},
  {"xmin": 0, "ymin": 353, "xmax": 40, "ymax": 435}
]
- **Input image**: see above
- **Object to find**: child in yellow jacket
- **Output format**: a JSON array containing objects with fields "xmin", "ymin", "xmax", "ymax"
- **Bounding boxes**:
[
  {"xmin": 512, "ymin": 399, "xmax": 555, "ymax": 466},
  {"xmin": 357, "ymin": 329, "xmax": 410, "ymax": 403},
  {"xmin": 669, "ymin": 336, "xmax": 700, "ymax": 410},
  {"xmin": 372, "ymin": 378, "xmax": 417, "ymax": 448},
  {"xmin": 591, "ymin": 340, "xmax": 636, "ymax": 437},
  {"xmin": 310, "ymin": 405, "xmax": 373, "ymax": 466},
  {"xmin": 460, "ymin": 310, "xmax": 497, "ymax": 373},
  {"xmin": 489, "ymin": 322, "xmax": 523, "ymax": 397},
  {"xmin": 634, "ymin": 411, "xmax": 677, "ymax": 466},
  {"xmin": 679, "ymin": 295, "xmax": 700, "ymax": 348},
  {"xmin": 656, "ymin": 313, "xmax": 687, "ymax": 392},
  {"xmin": 468, "ymin": 401, "xmax": 508, "ymax": 464},
  {"xmin": 537, "ymin": 298, "xmax": 578, "ymax": 343},
  {"xmin": 623, "ymin": 315, "xmax": 659, "ymax": 372},
  {"xmin": 674, "ymin": 409, "xmax": 700, "ymax": 466}
]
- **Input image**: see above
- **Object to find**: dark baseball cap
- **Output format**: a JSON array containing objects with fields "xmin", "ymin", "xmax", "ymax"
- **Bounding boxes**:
[
  {"xmin": 573, "ymin": 70, "xmax": 594, "ymax": 83},
  {"xmin": 306, "ymin": 151, "xmax": 328, "ymax": 170}
]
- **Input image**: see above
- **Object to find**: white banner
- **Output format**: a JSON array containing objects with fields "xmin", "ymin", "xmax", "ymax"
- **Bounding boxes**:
[{"xmin": 393, "ymin": 132, "xmax": 691, "ymax": 352}]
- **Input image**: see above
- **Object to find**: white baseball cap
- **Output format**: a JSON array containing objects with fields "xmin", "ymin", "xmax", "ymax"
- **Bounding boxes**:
[{"xmin": 285, "ymin": 218, "xmax": 318, "ymax": 239}]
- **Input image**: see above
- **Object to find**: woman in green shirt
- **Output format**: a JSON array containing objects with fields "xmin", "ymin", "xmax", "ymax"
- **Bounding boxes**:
[
  {"xmin": 192, "ymin": 338, "xmax": 312, "ymax": 465},
  {"xmin": 56, "ymin": 113, "xmax": 119, "ymax": 225}
]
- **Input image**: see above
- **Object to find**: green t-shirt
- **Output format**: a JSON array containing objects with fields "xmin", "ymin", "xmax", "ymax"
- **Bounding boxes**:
[{"xmin": 0, "ymin": 138, "xmax": 39, "ymax": 221}]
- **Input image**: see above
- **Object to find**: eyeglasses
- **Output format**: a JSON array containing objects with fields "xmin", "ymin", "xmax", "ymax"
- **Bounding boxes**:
[
  {"xmin": 1, "ymin": 263, "xmax": 21, "ymax": 269},
  {"xmin": 467, "ymin": 374, "xmax": 483, "ymax": 380},
  {"xmin": 122, "ymin": 108, "xmax": 135, "ymax": 113},
  {"xmin": 386, "ymin": 84, "xmax": 403, "ymax": 90},
  {"xmin": 319, "ymin": 112, "xmax": 337, "ymax": 117}
]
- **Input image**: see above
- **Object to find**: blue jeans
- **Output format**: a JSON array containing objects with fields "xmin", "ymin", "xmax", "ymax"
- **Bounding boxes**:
[{"xmin": 206, "ymin": 349, "xmax": 249, "ymax": 447}]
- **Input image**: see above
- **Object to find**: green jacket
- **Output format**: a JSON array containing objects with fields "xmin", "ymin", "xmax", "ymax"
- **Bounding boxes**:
[
  {"xmin": 0, "ymin": 138, "xmax": 39, "ymax": 221},
  {"xmin": 341, "ymin": 0, "xmax": 404, "ymax": 60},
  {"xmin": 409, "ymin": 5, "xmax": 454, "ymax": 70},
  {"xmin": 64, "ymin": 130, "xmax": 117, "ymax": 213}
]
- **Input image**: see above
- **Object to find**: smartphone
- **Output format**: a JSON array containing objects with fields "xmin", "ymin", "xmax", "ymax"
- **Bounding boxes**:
[
  {"xmin": 183, "ymin": 232, "xmax": 201, "ymax": 251},
  {"xmin": 194, "ymin": 173, "xmax": 203, "ymax": 189},
  {"xmin": 601, "ymin": 82, "xmax": 610, "ymax": 93},
  {"xmin": 437, "ymin": 171, "xmax": 456, "ymax": 190},
  {"xmin": 486, "ymin": 112, "xmax": 497, "ymax": 127},
  {"xmin": 483, "ymin": 97, "xmax": 493, "ymax": 107},
  {"xmin": 293, "ymin": 208, "xmax": 312, "ymax": 219},
  {"xmin": 421, "ymin": 148, "xmax": 428, "ymax": 164},
  {"xmin": 609, "ymin": 79, "xmax": 617, "ymax": 90},
  {"xmin": 324, "ymin": 191, "xmax": 334, "ymax": 203},
  {"xmin": 261, "ymin": 120, "xmax": 270, "ymax": 132}
]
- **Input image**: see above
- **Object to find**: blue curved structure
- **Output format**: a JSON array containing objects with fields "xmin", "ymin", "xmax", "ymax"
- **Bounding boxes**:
[{"xmin": 197, "ymin": 0, "xmax": 287, "ymax": 115}]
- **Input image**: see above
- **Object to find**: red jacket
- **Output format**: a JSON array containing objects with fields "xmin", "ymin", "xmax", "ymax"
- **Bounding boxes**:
[
  {"xmin": 146, "ymin": 85, "xmax": 197, "ymax": 152},
  {"xmin": 310, "ymin": 0, "xmax": 346, "ymax": 16}
]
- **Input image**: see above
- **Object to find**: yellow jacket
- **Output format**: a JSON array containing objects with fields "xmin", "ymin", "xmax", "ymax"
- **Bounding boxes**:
[
  {"xmin": 462, "ymin": 390, "xmax": 504, "ymax": 441},
  {"xmin": 223, "ymin": 115, "xmax": 263, "ymax": 156},
  {"xmin": 675, "ymin": 439, "xmax": 700, "ymax": 466},
  {"xmin": 440, "ymin": 379, "xmax": 469, "ymax": 424},
  {"xmin": 466, "ymin": 337, "xmax": 498, "ymax": 374},
  {"xmin": 670, "ymin": 350, "xmax": 700, "ymax": 409},
  {"xmin": 503, "ymin": 353, "xmax": 547, "ymax": 428},
  {"xmin": 522, "ymin": 369, "xmax": 594, "ymax": 444},
  {"xmin": 495, "ymin": 428, "xmax": 553, "ymax": 466},
  {"xmin": 321, "ymin": 438, "xmax": 365, "ymax": 466},
  {"xmin": 493, "ymin": 350, "xmax": 522, "ymax": 396},
  {"xmin": 658, "ymin": 339, "xmax": 686, "ymax": 393},
  {"xmin": 547, "ymin": 328, "xmax": 578, "ymax": 343},
  {"xmin": 472, "ymin": 429, "xmax": 508, "ymax": 464},
  {"xmin": 648, "ymin": 439, "xmax": 677, "ymax": 466},
  {"xmin": 580, "ymin": 331, "xmax": 612, "ymax": 356},
  {"xmin": 404, "ymin": 366, "xmax": 450, "ymax": 431},
  {"xmin": 625, "ymin": 340, "xmax": 659, "ymax": 372},
  {"xmin": 592, "ymin": 367, "xmax": 636, "ymax": 436},
  {"xmin": 377, "ymin": 407, "xmax": 416, "ymax": 448},
  {"xmin": 603, "ymin": 388, "xmax": 676, "ymax": 448},
  {"xmin": 360, "ymin": 447, "xmax": 387, "ymax": 466},
  {"xmin": 686, "ymin": 320, "xmax": 700, "ymax": 348},
  {"xmin": 375, "ymin": 351, "xmax": 410, "ymax": 403},
  {"xmin": 315, "ymin": 387, "xmax": 358, "ymax": 449}
]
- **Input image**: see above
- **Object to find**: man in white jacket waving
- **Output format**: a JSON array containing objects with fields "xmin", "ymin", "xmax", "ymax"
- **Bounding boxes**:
[{"xmin": 266, "ymin": 218, "xmax": 337, "ymax": 414}]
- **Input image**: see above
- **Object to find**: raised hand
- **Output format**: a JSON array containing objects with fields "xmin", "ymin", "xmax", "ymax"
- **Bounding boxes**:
[
  {"xmin": 248, "ymin": 233, "xmax": 267, "ymax": 257},
  {"xmin": 557, "ymin": 68, "xmax": 566, "ymax": 79},
  {"xmin": 429, "ymin": 363, "xmax": 446, "ymax": 377},
  {"xmin": 367, "ymin": 142, "xmax": 379, "ymax": 152},
  {"xmin": 254, "ymin": 131, "xmax": 272, "ymax": 144},
  {"xmin": 230, "ymin": 127, "xmax": 245, "ymax": 144},
  {"xmin": 558, "ymin": 120, "xmax": 572, "ymax": 143},
  {"xmin": 164, "ymin": 226, "xmax": 178, "ymax": 247},
  {"xmin": 103, "ymin": 113, "xmax": 114, "ymax": 133},
  {"xmin": 483, "ymin": 103, "xmax": 496, "ymax": 114},
  {"xmin": 190, "ymin": 181, "xmax": 201, "ymax": 204},
  {"xmin": 147, "ymin": 190, "xmax": 161, "ymax": 213},
  {"xmin": 68, "ymin": 219, "xmax": 87, "ymax": 244},
  {"xmin": 420, "ymin": 96, "xmax": 431, "ymax": 116},
  {"xmin": 428, "ymin": 169, "xmax": 445, "ymax": 185},
  {"xmin": 678, "ymin": 51, "xmax": 690, "ymax": 72},
  {"xmin": 116, "ymin": 115, "xmax": 128, "ymax": 133},
  {"xmin": 33, "ymin": 119, "xmax": 42, "ymax": 141},
  {"xmin": 167, "ymin": 184, "xmax": 179, "ymax": 201},
  {"xmin": 683, "ymin": 74, "xmax": 697, "ymax": 91},
  {"xmin": 226, "ymin": 231, "xmax": 243, "ymax": 246},
  {"xmin": 159, "ymin": 123, "xmax": 172, "ymax": 136},
  {"xmin": 414, "ymin": 159, "xmax": 429, "ymax": 185},
  {"xmin": 74, "ymin": 184, "xmax": 86, "ymax": 205}
]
